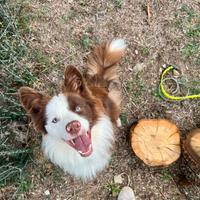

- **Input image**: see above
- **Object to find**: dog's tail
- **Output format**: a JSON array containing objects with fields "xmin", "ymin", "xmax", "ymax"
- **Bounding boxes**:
[{"xmin": 87, "ymin": 38, "xmax": 126, "ymax": 82}]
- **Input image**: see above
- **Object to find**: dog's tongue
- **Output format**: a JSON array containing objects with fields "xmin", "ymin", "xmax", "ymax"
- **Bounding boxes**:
[{"xmin": 73, "ymin": 134, "xmax": 92, "ymax": 156}]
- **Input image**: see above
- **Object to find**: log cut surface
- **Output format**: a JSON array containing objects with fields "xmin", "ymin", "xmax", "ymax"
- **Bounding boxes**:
[
  {"xmin": 183, "ymin": 129, "xmax": 200, "ymax": 166},
  {"xmin": 131, "ymin": 119, "xmax": 181, "ymax": 166}
]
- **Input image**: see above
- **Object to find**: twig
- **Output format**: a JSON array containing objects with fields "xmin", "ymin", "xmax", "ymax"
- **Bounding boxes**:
[{"xmin": 146, "ymin": 0, "xmax": 152, "ymax": 25}]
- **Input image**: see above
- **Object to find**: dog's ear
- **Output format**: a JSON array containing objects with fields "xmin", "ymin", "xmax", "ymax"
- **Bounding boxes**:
[
  {"xmin": 18, "ymin": 87, "xmax": 50, "ymax": 133},
  {"xmin": 63, "ymin": 66, "xmax": 88, "ymax": 95}
]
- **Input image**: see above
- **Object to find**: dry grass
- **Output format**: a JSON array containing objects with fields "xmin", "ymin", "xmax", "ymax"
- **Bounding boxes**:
[{"xmin": 0, "ymin": 0, "xmax": 200, "ymax": 199}]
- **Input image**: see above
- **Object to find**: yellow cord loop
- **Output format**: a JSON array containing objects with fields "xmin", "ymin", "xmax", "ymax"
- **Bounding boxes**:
[{"xmin": 159, "ymin": 65, "xmax": 200, "ymax": 101}]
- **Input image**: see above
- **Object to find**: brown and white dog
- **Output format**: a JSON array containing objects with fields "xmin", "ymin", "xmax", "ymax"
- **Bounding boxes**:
[{"xmin": 18, "ymin": 39, "xmax": 126, "ymax": 180}]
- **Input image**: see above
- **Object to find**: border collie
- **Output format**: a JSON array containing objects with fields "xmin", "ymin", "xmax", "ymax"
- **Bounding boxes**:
[{"xmin": 19, "ymin": 39, "xmax": 126, "ymax": 180}]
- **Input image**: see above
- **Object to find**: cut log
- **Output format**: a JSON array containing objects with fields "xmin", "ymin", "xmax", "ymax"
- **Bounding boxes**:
[
  {"xmin": 183, "ymin": 129, "xmax": 200, "ymax": 167},
  {"xmin": 130, "ymin": 119, "xmax": 181, "ymax": 167}
]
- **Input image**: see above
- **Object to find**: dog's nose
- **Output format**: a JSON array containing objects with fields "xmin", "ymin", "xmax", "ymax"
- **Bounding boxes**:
[{"xmin": 66, "ymin": 120, "xmax": 81, "ymax": 135}]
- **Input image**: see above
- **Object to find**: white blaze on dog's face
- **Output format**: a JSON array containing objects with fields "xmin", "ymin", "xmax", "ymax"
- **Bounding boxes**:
[
  {"xmin": 19, "ymin": 66, "xmax": 99, "ymax": 157},
  {"xmin": 44, "ymin": 93, "xmax": 96, "ymax": 157}
]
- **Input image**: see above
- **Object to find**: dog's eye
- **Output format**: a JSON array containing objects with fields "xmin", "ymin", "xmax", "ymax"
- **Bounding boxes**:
[
  {"xmin": 52, "ymin": 118, "xmax": 59, "ymax": 123},
  {"xmin": 75, "ymin": 105, "xmax": 81, "ymax": 113}
]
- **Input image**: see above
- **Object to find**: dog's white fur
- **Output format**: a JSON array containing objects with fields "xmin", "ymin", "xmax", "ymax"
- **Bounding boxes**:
[
  {"xmin": 45, "ymin": 94, "xmax": 90, "ymax": 141},
  {"xmin": 109, "ymin": 38, "xmax": 126, "ymax": 52},
  {"xmin": 42, "ymin": 94, "xmax": 114, "ymax": 180}
]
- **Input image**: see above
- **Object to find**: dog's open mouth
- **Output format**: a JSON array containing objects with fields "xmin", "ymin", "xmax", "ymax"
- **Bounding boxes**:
[{"xmin": 66, "ymin": 131, "xmax": 92, "ymax": 157}]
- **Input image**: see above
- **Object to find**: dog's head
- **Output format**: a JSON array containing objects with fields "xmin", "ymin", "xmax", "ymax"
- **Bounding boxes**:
[{"xmin": 19, "ymin": 66, "xmax": 99, "ymax": 157}]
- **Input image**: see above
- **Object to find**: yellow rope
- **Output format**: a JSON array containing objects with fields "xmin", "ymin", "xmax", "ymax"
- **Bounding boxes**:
[{"xmin": 159, "ymin": 65, "xmax": 200, "ymax": 100}]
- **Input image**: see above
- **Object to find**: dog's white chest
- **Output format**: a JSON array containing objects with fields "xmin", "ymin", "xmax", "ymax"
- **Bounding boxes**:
[{"xmin": 42, "ymin": 115, "xmax": 114, "ymax": 180}]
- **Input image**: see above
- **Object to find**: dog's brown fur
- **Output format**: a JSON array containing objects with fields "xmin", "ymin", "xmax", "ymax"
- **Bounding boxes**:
[
  {"xmin": 18, "ymin": 87, "xmax": 50, "ymax": 133},
  {"xmin": 86, "ymin": 40, "xmax": 123, "ymax": 125},
  {"xmin": 19, "ymin": 40, "xmax": 124, "ymax": 133}
]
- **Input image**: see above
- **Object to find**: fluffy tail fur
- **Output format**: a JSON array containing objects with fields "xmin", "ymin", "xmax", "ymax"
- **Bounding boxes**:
[
  {"xmin": 87, "ymin": 39, "xmax": 125, "ymax": 127},
  {"xmin": 87, "ymin": 38, "xmax": 126, "ymax": 82}
]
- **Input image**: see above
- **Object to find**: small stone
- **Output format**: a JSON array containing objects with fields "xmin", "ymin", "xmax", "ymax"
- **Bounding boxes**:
[
  {"xmin": 173, "ymin": 70, "xmax": 180, "ymax": 77},
  {"xmin": 5, "ymin": 131, "xmax": 10, "ymax": 136},
  {"xmin": 114, "ymin": 174, "xmax": 124, "ymax": 184},
  {"xmin": 117, "ymin": 186, "xmax": 136, "ymax": 200},
  {"xmin": 162, "ymin": 64, "xmax": 167, "ymax": 68},
  {"xmin": 134, "ymin": 63, "xmax": 145, "ymax": 72},
  {"xmin": 135, "ymin": 50, "xmax": 138, "ymax": 55},
  {"xmin": 44, "ymin": 190, "xmax": 50, "ymax": 196},
  {"xmin": 128, "ymin": 67, "xmax": 133, "ymax": 72},
  {"xmin": 51, "ymin": 57, "xmax": 56, "ymax": 64}
]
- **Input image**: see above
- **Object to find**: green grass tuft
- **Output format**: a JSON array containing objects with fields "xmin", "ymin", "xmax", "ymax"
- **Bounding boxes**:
[
  {"xmin": 0, "ymin": 140, "xmax": 32, "ymax": 187},
  {"xmin": 125, "ymin": 73, "xmax": 146, "ymax": 100},
  {"xmin": 180, "ymin": 4, "xmax": 196, "ymax": 21},
  {"xmin": 120, "ymin": 113, "xmax": 127, "ymax": 125},
  {"xmin": 0, "ymin": 1, "xmax": 36, "ymax": 191},
  {"xmin": 18, "ymin": 179, "xmax": 31, "ymax": 193},
  {"xmin": 160, "ymin": 169, "xmax": 172, "ymax": 181},
  {"xmin": 184, "ymin": 80, "xmax": 200, "ymax": 95},
  {"xmin": 0, "ymin": 1, "xmax": 37, "ymax": 121},
  {"xmin": 181, "ymin": 42, "xmax": 199, "ymax": 58},
  {"xmin": 107, "ymin": 183, "xmax": 121, "ymax": 197},
  {"xmin": 178, "ymin": 5, "xmax": 200, "ymax": 64},
  {"xmin": 82, "ymin": 35, "xmax": 91, "ymax": 49},
  {"xmin": 139, "ymin": 47, "xmax": 149, "ymax": 56},
  {"xmin": 60, "ymin": 11, "xmax": 76, "ymax": 23},
  {"xmin": 113, "ymin": 0, "xmax": 123, "ymax": 8},
  {"xmin": 30, "ymin": 48, "xmax": 52, "ymax": 72}
]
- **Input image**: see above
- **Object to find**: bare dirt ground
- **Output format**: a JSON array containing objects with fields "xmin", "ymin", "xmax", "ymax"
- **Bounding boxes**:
[{"xmin": 1, "ymin": 0, "xmax": 200, "ymax": 199}]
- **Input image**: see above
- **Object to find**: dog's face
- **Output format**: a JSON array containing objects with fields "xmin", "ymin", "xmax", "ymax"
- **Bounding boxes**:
[{"xmin": 19, "ymin": 66, "xmax": 98, "ymax": 157}]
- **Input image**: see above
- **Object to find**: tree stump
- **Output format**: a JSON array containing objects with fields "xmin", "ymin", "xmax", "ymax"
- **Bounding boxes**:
[
  {"xmin": 130, "ymin": 119, "xmax": 181, "ymax": 167},
  {"xmin": 183, "ymin": 129, "xmax": 200, "ymax": 167}
]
